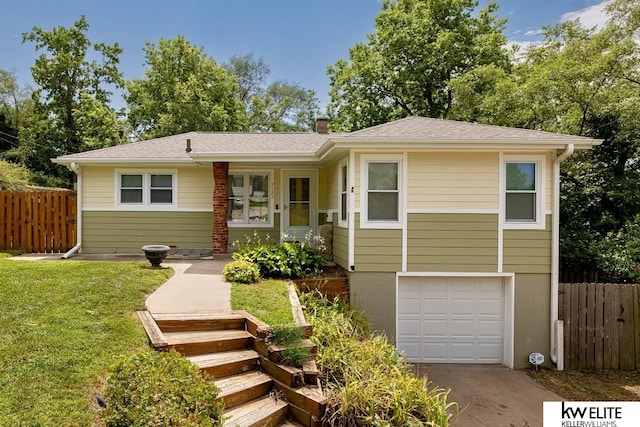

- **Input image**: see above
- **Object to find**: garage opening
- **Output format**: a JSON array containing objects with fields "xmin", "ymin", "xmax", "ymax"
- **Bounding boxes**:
[{"xmin": 396, "ymin": 273, "xmax": 514, "ymax": 367}]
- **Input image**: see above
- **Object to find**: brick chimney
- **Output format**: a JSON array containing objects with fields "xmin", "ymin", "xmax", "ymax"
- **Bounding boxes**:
[
  {"xmin": 212, "ymin": 162, "xmax": 229, "ymax": 254},
  {"xmin": 315, "ymin": 116, "xmax": 329, "ymax": 134}
]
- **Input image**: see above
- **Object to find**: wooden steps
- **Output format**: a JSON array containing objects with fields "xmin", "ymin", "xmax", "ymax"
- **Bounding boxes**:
[
  {"xmin": 164, "ymin": 329, "xmax": 254, "ymax": 355},
  {"xmin": 223, "ymin": 395, "xmax": 289, "ymax": 427},
  {"xmin": 216, "ymin": 371, "xmax": 273, "ymax": 409},
  {"xmin": 187, "ymin": 349, "xmax": 260, "ymax": 378},
  {"xmin": 138, "ymin": 311, "xmax": 327, "ymax": 427}
]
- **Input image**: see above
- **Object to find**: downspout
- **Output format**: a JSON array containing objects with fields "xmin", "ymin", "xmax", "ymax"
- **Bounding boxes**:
[
  {"xmin": 61, "ymin": 162, "xmax": 81, "ymax": 259},
  {"xmin": 551, "ymin": 144, "xmax": 574, "ymax": 368}
]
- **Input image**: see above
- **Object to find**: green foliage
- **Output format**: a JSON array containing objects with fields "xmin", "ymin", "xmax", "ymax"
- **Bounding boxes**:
[
  {"xmin": 267, "ymin": 325, "xmax": 311, "ymax": 368},
  {"xmin": 104, "ymin": 349, "xmax": 223, "ymax": 427},
  {"xmin": 0, "ymin": 160, "xmax": 31, "ymax": 190},
  {"xmin": 230, "ymin": 279, "xmax": 293, "ymax": 325},
  {"xmin": 21, "ymin": 16, "xmax": 125, "ymax": 185},
  {"xmin": 327, "ymin": 0, "xmax": 510, "ymax": 131},
  {"xmin": 232, "ymin": 231, "xmax": 325, "ymax": 279},
  {"xmin": 126, "ymin": 35, "xmax": 246, "ymax": 139},
  {"xmin": 268, "ymin": 324, "xmax": 304, "ymax": 346},
  {"xmin": 225, "ymin": 54, "xmax": 320, "ymax": 132},
  {"xmin": 280, "ymin": 345, "xmax": 311, "ymax": 368},
  {"xmin": 0, "ymin": 259, "xmax": 171, "ymax": 426},
  {"xmin": 300, "ymin": 292, "xmax": 455, "ymax": 426},
  {"xmin": 222, "ymin": 259, "xmax": 260, "ymax": 283}
]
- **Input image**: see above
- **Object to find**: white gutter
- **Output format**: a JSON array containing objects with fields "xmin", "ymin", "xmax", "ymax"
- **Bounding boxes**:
[
  {"xmin": 551, "ymin": 143, "xmax": 574, "ymax": 368},
  {"xmin": 61, "ymin": 162, "xmax": 82, "ymax": 259}
]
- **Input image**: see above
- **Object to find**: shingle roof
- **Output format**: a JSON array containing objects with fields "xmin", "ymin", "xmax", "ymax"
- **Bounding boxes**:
[
  {"xmin": 54, "ymin": 116, "xmax": 600, "ymax": 164},
  {"xmin": 346, "ymin": 116, "xmax": 596, "ymax": 141}
]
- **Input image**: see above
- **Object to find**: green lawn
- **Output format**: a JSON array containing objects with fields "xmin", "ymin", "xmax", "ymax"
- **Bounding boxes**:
[
  {"xmin": 0, "ymin": 256, "xmax": 171, "ymax": 426},
  {"xmin": 230, "ymin": 279, "xmax": 293, "ymax": 325}
]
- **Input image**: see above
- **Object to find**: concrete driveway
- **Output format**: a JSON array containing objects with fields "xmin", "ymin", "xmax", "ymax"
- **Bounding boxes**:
[{"xmin": 414, "ymin": 364, "xmax": 562, "ymax": 427}]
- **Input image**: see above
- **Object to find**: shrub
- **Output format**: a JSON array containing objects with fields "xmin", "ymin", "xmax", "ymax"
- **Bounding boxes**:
[
  {"xmin": 222, "ymin": 259, "xmax": 260, "ymax": 283},
  {"xmin": 232, "ymin": 231, "xmax": 325, "ymax": 279},
  {"xmin": 300, "ymin": 292, "xmax": 456, "ymax": 426},
  {"xmin": 104, "ymin": 350, "xmax": 224, "ymax": 427}
]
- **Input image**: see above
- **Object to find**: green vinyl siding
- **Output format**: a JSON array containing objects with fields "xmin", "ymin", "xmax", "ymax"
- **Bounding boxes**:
[
  {"xmin": 407, "ymin": 213, "xmax": 498, "ymax": 272},
  {"xmin": 83, "ymin": 211, "xmax": 281, "ymax": 254},
  {"xmin": 513, "ymin": 273, "xmax": 551, "ymax": 368},
  {"xmin": 354, "ymin": 213, "xmax": 402, "ymax": 272},
  {"xmin": 82, "ymin": 211, "xmax": 213, "ymax": 253},
  {"xmin": 503, "ymin": 215, "xmax": 551, "ymax": 274},
  {"xmin": 332, "ymin": 214, "xmax": 348, "ymax": 270}
]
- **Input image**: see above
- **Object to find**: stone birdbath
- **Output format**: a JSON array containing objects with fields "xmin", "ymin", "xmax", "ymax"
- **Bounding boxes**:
[{"xmin": 141, "ymin": 245, "xmax": 171, "ymax": 268}]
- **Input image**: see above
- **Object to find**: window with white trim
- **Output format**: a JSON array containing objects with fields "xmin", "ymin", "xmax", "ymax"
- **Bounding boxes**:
[
  {"xmin": 502, "ymin": 155, "xmax": 545, "ymax": 228},
  {"xmin": 361, "ymin": 154, "xmax": 403, "ymax": 228},
  {"xmin": 338, "ymin": 161, "xmax": 348, "ymax": 227},
  {"xmin": 117, "ymin": 171, "xmax": 176, "ymax": 207},
  {"xmin": 227, "ymin": 172, "xmax": 271, "ymax": 225}
]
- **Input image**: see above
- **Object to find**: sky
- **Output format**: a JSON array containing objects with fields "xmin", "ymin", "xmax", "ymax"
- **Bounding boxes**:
[{"xmin": 0, "ymin": 0, "xmax": 613, "ymax": 111}]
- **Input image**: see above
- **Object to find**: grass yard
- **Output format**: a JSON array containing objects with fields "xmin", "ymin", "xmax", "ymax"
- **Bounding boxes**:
[
  {"xmin": 527, "ymin": 368, "xmax": 640, "ymax": 401},
  {"xmin": 230, "ymin": 279, "xmax": 293, "ymax": 325},
  {"xmin": 0, "ymin": 255, "xmax": 171, "ymax": 426}
]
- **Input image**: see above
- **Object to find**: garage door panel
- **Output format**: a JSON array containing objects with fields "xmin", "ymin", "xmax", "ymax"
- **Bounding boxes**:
[
  {"xmin": 398, "ymin": 298, "xmax": 421, "ymax": 315},
  {"xmin": 398, "ymin": 276, "xmax": 505, "ymax": 364},
  {"xmin": 422, "ymin": 342, "xmax": 447, "ymax": 361},
  {"xmin": 449, "ymin": 298, "xmax": 475, "ymax": 315},
  {"xmin": 398, "ymin": 318, "xmax": 421, "ymax": 336},
  {"xmin": 423, "ymin": 319, "xmax": 447, "ymax": 336},
  {"xmin": 424, "ymin": 298, "xmax": 448, "ymax": 314},
  {"xmin": 449, "ymin": 319, "xmax": 475, "ymax": 337}
]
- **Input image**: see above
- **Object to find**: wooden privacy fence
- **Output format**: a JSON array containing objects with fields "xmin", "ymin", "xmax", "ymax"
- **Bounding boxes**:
[
  {"xmin": 0, "ymin": 190, "xmax": 77, "ymax": 253},
  {"xmin": 559, "ymin": 282, "xmax": 640, "ymax": 371}
]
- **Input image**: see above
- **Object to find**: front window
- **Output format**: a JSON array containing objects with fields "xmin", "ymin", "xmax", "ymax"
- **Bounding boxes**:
[
  {"xmin": 361, "ymin": 154, "xmax": 403, "ymax": 228},
  {"xmin": 502, "ymin": 155, "xmax": 545, "ymax": 229},
  {"xmin": 117, "ymin": 171, "xmax": 175, "ymax": 207},
  {"xmin": 228, "ymin": 172, "xmax": 271, "ymax": 225}
]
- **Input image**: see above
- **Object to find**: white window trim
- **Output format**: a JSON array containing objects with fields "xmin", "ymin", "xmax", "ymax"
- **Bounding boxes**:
[
  {"xmin": 500, "ymin": 155, "xmax": 546, "ymax": 230},
  {"xmin": 338, "ymin": 159, "xmax": 348, "ymax": 228},
  {"xmin": 227, "ymin": 170, "xmax": 274, "ymax": 228},
  {"xmin": 115, "ymin": 169, "xmax": 177, "ymax": 210},
  {"xmin": 360, "ymin": 153, "xmax": 404, "ymax": 229}
]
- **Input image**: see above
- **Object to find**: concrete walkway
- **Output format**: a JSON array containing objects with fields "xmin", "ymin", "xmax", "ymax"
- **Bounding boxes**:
[{"xmin": 145, "ymin": 260, "xmax": 232, "ymax": 314}]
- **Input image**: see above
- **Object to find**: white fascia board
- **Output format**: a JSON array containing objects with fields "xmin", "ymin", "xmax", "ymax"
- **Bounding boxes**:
[
  {"xmin": 189, "ymin": 153, "xmax": 320, "ymax": 163},
  {"xmin": 53, "ymin": 158, "xmax": 194, "ymax": 166},
  {"xmin": 328, "ymin": 137, "xmax": 602, "ymax": 151}
]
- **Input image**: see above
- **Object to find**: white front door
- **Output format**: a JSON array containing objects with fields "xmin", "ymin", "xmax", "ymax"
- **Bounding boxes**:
[
  {"xmin": 397, "ymin": 276, "xmax": 506, "ymax": 363},
  {"xmin": 282, "ymin": 170, "xmax": 316, "ymax": 241}
]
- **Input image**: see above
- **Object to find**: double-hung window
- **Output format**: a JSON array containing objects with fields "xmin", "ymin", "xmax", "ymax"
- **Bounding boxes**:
[
  {"xmin": 502, "ymin": 155, "xmax": 545, "ymax": 229},
  {"xmin": 227, "ymin": 172, "xmax": 271, "ymax": 226},
  {"xmin": 361, "ymin": 154, "xmax": 403, "ymax": 228},
  {"xmin": 338, "ymin": 160, "xmax": 348, "ymax": 227},
  {"xmin": 117, "ymin": 171, "xmax": 176, "ymax": 207}
]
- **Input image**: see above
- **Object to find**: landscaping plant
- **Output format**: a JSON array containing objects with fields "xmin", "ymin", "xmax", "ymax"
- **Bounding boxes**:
[
  {"xmin": 300, "ymin": 291, "xmax": 456, "ymax": 426},
  {"xmin": 232, "ymin": 231, "xmax": 325, "ymax": 279},
  {"xmin": 104, "ymin": 349, "xmax": 223, "ymax": 426},
  {"xmin": 222, "ymin": 259, "xmax": 260, "ymax": 283}
]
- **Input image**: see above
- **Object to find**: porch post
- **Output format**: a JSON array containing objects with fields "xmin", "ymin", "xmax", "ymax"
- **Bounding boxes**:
[{"xmin": 212, "ymin": 162, "xmax": 229, "ymax": 254}]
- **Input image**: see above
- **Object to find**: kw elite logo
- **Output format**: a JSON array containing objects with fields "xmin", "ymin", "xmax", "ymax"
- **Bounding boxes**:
[{"xmin": 544, "ymin": 402, "xmax": 640, "ymax": 427}]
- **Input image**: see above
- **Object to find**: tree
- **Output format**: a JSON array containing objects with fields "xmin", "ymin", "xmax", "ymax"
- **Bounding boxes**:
[
  {"xmin": 225, "ymin": 54, "xmax": 320, "ymax": 132},
  {"xmin": 449, "ymin": 10, "xmax": 640, "ymax": 277},
  {"xmin": 126, "ymin": 35, "xmax": 246, "ymax": 139},
  {"xmin": 0, "ymin": 70, "xmax": 33, "ymax": 154},
  {"xmin": 327, "ymin": 0, "xmax": 510, "ymax": 131},
  {"xmin": 21, "ymin": 16, "xmax": 125, "ymax": 185}
]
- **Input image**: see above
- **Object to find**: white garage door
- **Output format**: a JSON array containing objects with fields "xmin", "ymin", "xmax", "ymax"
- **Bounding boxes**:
[{"xmin": 397, "ymin": 276, "xmax": 505, "ymax": 363}]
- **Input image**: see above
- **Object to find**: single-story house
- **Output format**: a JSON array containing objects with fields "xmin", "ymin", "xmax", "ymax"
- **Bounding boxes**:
[{"xmin": 54, "ymin": 116, "xmax": 601, "ymax": 369}]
